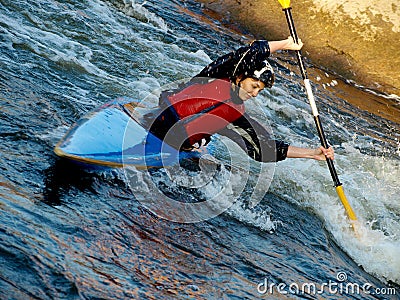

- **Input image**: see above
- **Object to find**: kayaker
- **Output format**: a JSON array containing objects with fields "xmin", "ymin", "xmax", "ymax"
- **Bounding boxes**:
[{"xmin": 149, "ymin": 37, "xmax": 334, "ymax": 163}]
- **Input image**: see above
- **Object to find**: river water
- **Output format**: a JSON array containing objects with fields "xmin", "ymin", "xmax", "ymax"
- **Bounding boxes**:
[{"xmin": 0, "ymin": 0, "xmax": 399, "ymax": 299}]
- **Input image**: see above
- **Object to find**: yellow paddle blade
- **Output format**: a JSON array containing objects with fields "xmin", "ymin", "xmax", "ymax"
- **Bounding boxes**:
[
  {"xmin": 278, "ymin": 0, "xmax": 291, "ymax": 9},
  {"xmin": 335, "ymin": 185, "xmax": 357, "ymax": 221},
  {"xmin": 335, "ymin": 185, "xmax": 360, "ymax": 235}
]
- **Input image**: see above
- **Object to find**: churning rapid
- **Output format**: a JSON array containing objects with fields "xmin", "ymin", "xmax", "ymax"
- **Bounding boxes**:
[{"xmin": 0, "ymin": 0, "xmax": 399, "ymax": 299}]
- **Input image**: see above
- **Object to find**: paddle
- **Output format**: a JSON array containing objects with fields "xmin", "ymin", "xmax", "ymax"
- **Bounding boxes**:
[{"xmin": 277, "ymin": 0, "xmax": 358, "ymax": 230}]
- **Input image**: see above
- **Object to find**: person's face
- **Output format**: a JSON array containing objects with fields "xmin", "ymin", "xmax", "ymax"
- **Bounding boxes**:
[{"xmin": 236, "ymin": 77, "xmax": 265, "ymax": 101}]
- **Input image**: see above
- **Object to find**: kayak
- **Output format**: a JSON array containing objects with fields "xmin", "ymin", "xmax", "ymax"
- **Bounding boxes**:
[
  {"xmin": 54, "ymin": 97, "xmax": 273, "ymax": 221},
  {"xmin": 54, "ymin": 97, "xmax": 208, "ymax": 169}
]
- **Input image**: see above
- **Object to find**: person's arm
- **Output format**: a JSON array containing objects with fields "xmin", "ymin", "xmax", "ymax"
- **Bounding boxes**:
[
  {"xmin": 287, "ymin": 145, "xmax": 334, "ymax": 161},
  {"xmin": 268, "ymin": 36, "xmax": 303, "ymax": 54},
  {"xmin": 218, "ymin": 115, "xmax": 335, "ymax": 162},
  {"xmin": 218, "ymin": 115, "xmax": 289, "ymax": 163}
]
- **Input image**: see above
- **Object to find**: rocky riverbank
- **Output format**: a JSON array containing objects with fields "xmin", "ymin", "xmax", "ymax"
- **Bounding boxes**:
[{"xmin": 197, "ymin": 0, "xmax": 400, "ymax": 97}]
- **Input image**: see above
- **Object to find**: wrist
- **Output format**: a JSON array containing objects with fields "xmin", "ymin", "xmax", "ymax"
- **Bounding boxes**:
[{"xmin": 287, "ymin": 146, "xmax": 315, "ymax": 159}]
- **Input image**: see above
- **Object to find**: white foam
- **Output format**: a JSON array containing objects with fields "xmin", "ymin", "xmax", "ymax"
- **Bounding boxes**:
[
  {"xmin": 271, "ymin": 142, "xmax": 400, "ymax": 284},
  {"xmin": 2, "ymin": 10, "xmax": 108, "ymax": 77},
  {"xmin": 122, "ymin": 1, "xmax": 169, "ymax": 31}
]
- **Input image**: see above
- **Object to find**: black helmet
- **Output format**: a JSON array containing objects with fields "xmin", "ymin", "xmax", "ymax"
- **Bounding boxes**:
[
  {"xmin": 249, "ymin": 60, "xmax": 275, "ymax": 88},
  {"xmin": 233, "ymin": 55, "xmax": 275, "ymax": 88}
]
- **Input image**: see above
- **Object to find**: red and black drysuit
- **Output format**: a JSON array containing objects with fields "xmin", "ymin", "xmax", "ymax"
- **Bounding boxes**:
[{"xmin": 150, "ymin": 40, "xmax": 289, "ymax": 162}]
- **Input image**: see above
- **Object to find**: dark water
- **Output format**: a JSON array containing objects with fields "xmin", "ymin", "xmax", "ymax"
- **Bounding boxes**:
[{"xmin": 0, "ymin": 0, "xmax": 399, "ymax": 298}]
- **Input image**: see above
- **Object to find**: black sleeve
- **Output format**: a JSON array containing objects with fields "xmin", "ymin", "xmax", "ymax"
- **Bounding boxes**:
[
  {"xmin": 217, "ymin": 114, "xmax": 289, "ymax": 162},
  {"xmin": 195, "ymin": 40, "xmax": 271, "ymax": 80}
]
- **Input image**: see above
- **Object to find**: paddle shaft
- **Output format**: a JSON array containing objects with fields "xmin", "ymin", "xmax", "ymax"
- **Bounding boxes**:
[
  {"xmin": 283, "ymin": 7, "xmax": 341, "ymax": 187},
  {"xmin": 278, "ymin": 1, "xmax": 357, "ymax": 225}
]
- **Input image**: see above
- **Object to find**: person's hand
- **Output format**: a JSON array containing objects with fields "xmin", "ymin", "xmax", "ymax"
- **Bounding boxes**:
[
  {"xmin": 313, "ymin": 146, "xmax": 334, "ymax": 161},
  {"xmin": 192, "ymin": 138, "xmax": 208, "ymax": 149},
  {"xmin": 285, "ymin": 36, "xmax": 303, "ymax": 51}
]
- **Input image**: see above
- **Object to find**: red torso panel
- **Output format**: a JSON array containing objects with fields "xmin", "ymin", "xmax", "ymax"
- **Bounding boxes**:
[{"xmin": 166, "ymin": 79, "xmax": 245, "ymax": 145}]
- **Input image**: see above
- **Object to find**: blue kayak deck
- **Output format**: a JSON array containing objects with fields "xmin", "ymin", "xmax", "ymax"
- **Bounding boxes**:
[{"xmin": 54, "ymin": 98, "xmax": 203, "ymax": 169}]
